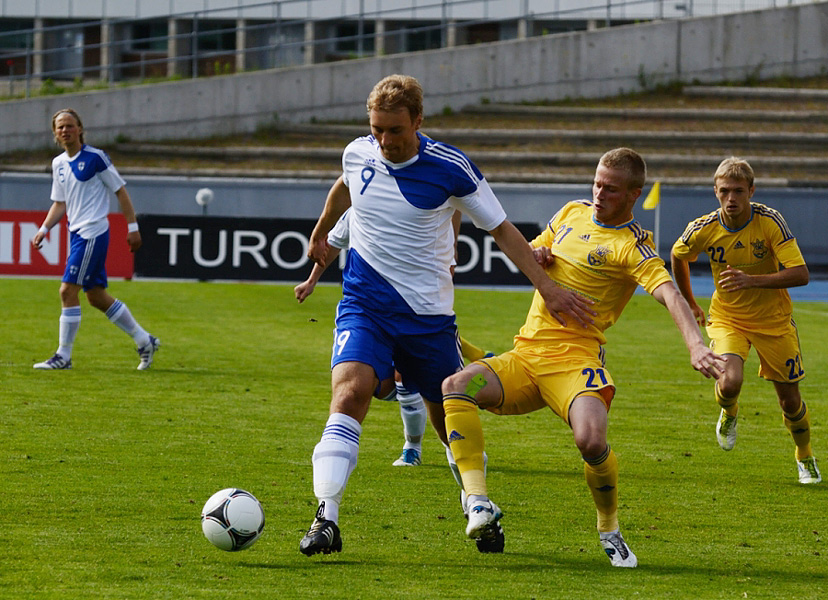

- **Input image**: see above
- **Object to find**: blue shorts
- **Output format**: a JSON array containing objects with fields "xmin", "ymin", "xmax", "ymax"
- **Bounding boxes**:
[
  {"xmin": 63, "ymin": 230, "xmax": 109, "ymax": 291},
  {"xmin": 331, "ymin": 300, "xmax": 463, "ymax": 403}
]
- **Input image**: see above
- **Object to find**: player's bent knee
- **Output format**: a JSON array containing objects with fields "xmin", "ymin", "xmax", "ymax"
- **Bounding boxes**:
[
  {"xmin": 442, "ymin": 366, "xmax": 485, "ymax": 396},
  {"xmin": 719, "ymin": 380, "xmax": 742, "ymax": 399},
  {"xmin": 59, "ymin": 285, "xmax": 81, "ymax": 306},
  {"xmin": 441, "ymin": 370, "xmax": 467, "ymax": 395},
  {"xmin": 573, "ymin": 431, "xmax": 606, "ymax": 458}
]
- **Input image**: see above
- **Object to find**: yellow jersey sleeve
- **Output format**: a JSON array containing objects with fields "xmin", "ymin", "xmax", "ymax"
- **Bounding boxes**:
[
  {"xmin": 671, "ymin": 210, "xmax": 719, "ymax": 263},
  {"xmin": 759, "ymin": 204, "xmax": 805, "ymax": 269}
]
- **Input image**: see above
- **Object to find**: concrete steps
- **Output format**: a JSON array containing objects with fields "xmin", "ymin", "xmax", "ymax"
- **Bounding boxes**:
[
  {"xmin": 461, "ymin": 103, "xmax": 828, "ymax": 123},
  {"xmin": 682, "ymin": 85, "xmax": 828, "ymax": 101},
  {"xmin": 4, "ymin": 85, "xmax": 826, "ymax": 187},
  {"xmin": 109, "ymin": 142, "xmax": 828, "ymax": 187}
]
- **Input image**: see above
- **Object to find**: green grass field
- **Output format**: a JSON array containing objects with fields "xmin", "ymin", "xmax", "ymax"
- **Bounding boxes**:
[{"xmin": 2, "ymin": 278, "xmax": 826, "ymax": 599}]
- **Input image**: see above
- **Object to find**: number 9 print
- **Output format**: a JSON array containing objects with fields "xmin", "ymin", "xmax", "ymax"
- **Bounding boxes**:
[
  {"xmin": 335, "ymin": 330, "xmax": 351, "ymax": 356},
  {"xmin": 360, "ymin": 167, "xmax": 375, "ymax": 195}
]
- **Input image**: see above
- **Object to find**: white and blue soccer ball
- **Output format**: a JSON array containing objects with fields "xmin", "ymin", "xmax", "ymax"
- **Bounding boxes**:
[{"xmin": 201, "ymin": 488, "xmax": 265, "ymax": 551}]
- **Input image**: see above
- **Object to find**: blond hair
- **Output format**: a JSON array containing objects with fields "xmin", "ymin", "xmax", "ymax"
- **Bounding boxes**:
[
  {"xmin": 51, "ymin": 108, "xmax": 85, "ymax": 145},
  {"xmin": 598, "ymin": 147, "xmax": 646, "ymax": 190},
  {"xmin": 714, "ymin": 157, "xmax": 754, "ymax": 188},
  {"xmin": 366, "ymin": 74, "xmax": 423, "ymax": 120}
]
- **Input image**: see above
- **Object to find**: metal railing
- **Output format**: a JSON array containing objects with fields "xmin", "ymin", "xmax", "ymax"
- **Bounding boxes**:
[{"xmin": 0, "ymin": 0, "xmax": 817, "ymax": 99}]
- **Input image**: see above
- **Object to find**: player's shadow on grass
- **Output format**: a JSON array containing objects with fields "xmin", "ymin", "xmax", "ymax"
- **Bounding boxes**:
[
  {"xmin": 413, "ymin": 462, "xmax": 582, "ymax": 480},
  {"xmin": 272, "ymin": 551, "xmax": 828, "ymax": 586},
  {"xmin": 477, "ymin": 463, "xmax": 585, "ymax": 480},
  {"xmin": 242, "ymin": 558, "xmax": 367, "ymax": 569}
]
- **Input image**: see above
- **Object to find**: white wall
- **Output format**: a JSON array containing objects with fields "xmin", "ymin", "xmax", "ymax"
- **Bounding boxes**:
[{"xmin": 1, "ymin": 2, "xmax": 826, "ymax": 153}]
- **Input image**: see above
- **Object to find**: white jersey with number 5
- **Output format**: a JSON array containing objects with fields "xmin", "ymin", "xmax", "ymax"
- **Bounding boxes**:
[
  {"xmin": 50, "ymin": 144, "xmax": 126, "ymax": 239},
  {"xmin": 340, "ymin": 131, "xmax": 506, "ymax": 316}
]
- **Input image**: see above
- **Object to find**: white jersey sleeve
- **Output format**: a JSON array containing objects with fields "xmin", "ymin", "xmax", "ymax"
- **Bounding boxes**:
[
  {"xmin": 327, "ymin": 209, "xmax": 351, "ymax": 250},
  {"xmin": 450, "ymin": 178, "xmax": 506, "ymax": 232}
]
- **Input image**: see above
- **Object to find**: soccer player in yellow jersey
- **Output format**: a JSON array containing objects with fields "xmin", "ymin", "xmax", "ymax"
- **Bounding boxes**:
[
  {"xmin": 671, "ymin": 157, "xmax": 820, "ymax": 485},
  {"xmin": 442, "ymin": 148, "xmax": 725, "ymax": 566}
]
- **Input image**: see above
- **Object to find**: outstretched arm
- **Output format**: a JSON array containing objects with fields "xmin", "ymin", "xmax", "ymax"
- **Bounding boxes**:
[
  {"xmin": 488, "ymin": 219, "xmax": 595, "ymax": 328},
  {"xmin": 652, "ymin": 281, "xmax": 725, "ymax": 379},
  {"xmin": 308, "ymin": 176, "xmax": 350, "ymax": 267},
  {"xmin": 295, "ymin": 246, "xmax": 342, "ymax": 303},
  {"xmin": 670, "ymin": 251, "xmax": 705, "ymax": 326}
]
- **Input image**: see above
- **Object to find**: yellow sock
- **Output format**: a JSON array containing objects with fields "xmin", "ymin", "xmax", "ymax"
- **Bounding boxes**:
[
  {"xmin": 784, "ymin": 401, "xmax": 812, "ymax": 462},
  {"xmin": 715, "ymin": 383, "xmax": 739, "ymax": 418},
  {"xmin": 444, "ymin": 394, "xmax": 486, "ymax": 496},
  {"xmin": 459, "ymin": 336, "xmax": 485, "ymax": 363},
  {"xmin": 584, "ymin": 446, "xmax": 619, "ymax": 533}
]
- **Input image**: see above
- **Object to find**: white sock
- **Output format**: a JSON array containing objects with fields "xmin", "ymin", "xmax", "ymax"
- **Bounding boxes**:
[
  {"xmin": 444, "ymin": 443, "xmax": 488, "ymax": 488},
  {"xmin": 106, "ymin": 299, "xmax": 150, "ymax": 348},
  {"xmin": 312, "ymin": 413, "xmax": 361, "ymax": 524},
  {"xmin": 57, "ymin": 306, "xmax": 81, "ymax": 359},
  {"xmin": 396, "ymin": 382, "xmax": 426, "ymax": 452},
  {"xmin": 444, "ymin": 443, "xmax": 464, "ymax": 487}
]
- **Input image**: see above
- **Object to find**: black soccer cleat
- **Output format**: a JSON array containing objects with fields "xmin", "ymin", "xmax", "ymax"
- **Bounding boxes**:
[
  {"xmin": 474, "ymin": 519, "xmax": 505, "ymax": 553},
  {"xmin": 299, "ymin": 502, "xmax": 342, "ymax": 556}
]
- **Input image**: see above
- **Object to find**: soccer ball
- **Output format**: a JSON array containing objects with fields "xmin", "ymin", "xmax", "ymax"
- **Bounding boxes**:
[{"xmin": 201, "ymin": 488, "xmax": 265, "ymax": 551}]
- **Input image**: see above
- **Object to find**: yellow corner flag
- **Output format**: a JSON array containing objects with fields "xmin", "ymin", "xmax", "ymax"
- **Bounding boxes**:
[{"xmin": 642, "ymin": 181, "xmax": 661, "ymax": 210}]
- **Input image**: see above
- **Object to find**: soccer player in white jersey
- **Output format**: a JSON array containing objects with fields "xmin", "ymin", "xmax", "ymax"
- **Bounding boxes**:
[
  {"xmin": 671, "ymin": 157, "xmax": 820, "ymax": 484},
  {"xmin": 295, "ymin": 208, "xmax": 428, "ymax": 467},
  {"xmin": 31, "ymin": 108, "xmax": 159, "ymax": 371},
  {"xmin": 298, "ymin": 74, "xmax": 596, "ymax": 556},
  {"xmin": 295, "ymin": 208, "xmax": 495, "ymax": 471},
  {"xmin": 441, "ymin": 148, "xmax": 725, "ymax": 566}
]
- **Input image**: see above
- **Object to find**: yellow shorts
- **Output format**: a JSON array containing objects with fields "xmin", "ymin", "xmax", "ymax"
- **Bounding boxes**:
[
  {"xmin": 707, "ymin": 317, "xmax": 805, "ymax": 383},
  {"xmin": 478, "ymin": 340, "xmax": 616, "ymax": 424}
]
